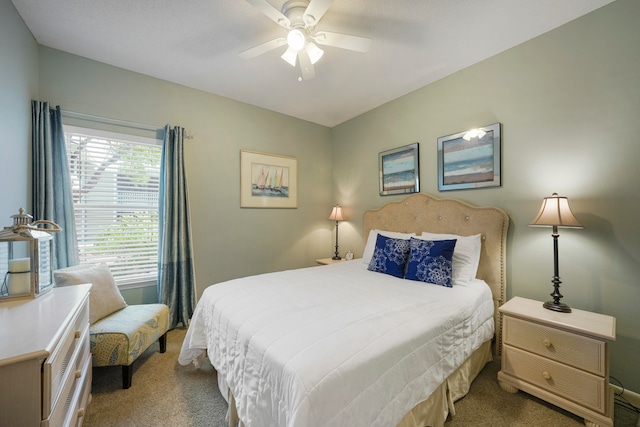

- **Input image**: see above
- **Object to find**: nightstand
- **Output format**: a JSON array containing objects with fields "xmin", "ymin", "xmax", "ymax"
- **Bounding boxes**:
[
  {"xmin": 497, "ymin": 296, "xmax": 616, "ymax": 427},
  {"xmin": 315, "ymin": 258, "xmax": 347, "ymax": 265}
]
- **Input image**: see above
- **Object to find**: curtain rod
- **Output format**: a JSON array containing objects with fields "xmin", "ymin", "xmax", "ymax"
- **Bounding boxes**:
[{"xmin": 61, "ymin": 110, "xmax": 194, "ymax": 139}]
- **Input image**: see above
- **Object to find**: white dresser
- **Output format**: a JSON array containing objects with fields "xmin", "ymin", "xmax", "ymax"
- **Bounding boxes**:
[
  {"xmin": 497, "ymin": 296, "xmax": 616, "ymax": 427},
  {"xmin": 0, "ymin": 284, "xmax": 92, "ymax": 427}
]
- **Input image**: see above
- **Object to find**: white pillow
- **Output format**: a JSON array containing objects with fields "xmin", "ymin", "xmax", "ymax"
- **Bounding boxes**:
[
  {"xmin": 419, "ymin": 232, "xmax": 482, "ymax": 283},
  {"xmin": 362, "ymin": 229, "xmax": 416, "ymax": 264},
  {"xmin": 54, "ymin": 264, "xmax": 127, "ymax": 324}
]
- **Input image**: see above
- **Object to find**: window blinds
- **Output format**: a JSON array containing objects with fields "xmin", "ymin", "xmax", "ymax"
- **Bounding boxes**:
[{"xmin": 65, "ymin": 127, "xmax": 162, "ymax": 285}]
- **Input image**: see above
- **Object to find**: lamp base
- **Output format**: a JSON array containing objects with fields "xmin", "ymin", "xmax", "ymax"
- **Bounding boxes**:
[
  {"xmin": 332, "ymin": 256, "xmax": 342, "ymax": 260},
  {"xmin": 543, "ymin": 300, "xmax": 572, "ymax": 313}
]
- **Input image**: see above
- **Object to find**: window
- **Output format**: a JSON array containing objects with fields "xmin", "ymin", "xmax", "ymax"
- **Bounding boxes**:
[{"xmin": 64, "ymin": 126, "xmax": 162, "ymax": 287}]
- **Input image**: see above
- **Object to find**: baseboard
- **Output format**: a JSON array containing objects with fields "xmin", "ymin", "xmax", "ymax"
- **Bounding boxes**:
[{"xmin": 611, "ymin": 384, "xmax": 640, "ymax": 408}]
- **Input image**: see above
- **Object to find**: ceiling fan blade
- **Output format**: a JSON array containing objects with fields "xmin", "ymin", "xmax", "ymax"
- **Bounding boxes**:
[
  {"xmin": 245, "ymin": 0, "xmax": 291, "ymax": 28},
  {"xmin": 239, "ymin": 38, "xmax": 287, "ymax": 59},
  {"xmin": 297, "ymin": 51, "xmax": 316, "ymax": 80},
  {"xmin": 314, "ymin": 31, "xmax": 372, "ymax": 53},
  {"xmin": 303, "ymin": 0, "xmax": 333, "ymax": 27}
]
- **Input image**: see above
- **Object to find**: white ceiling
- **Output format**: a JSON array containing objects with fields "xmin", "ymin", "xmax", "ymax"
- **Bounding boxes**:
[{"xmin": 12, "ymin": 0, "xmax": 614, "ymax": 127}]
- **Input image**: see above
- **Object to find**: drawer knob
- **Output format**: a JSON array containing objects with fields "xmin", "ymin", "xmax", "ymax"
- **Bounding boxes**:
[
  {"xmin": 75, "ymin": 369, "xmax": 82, "ymax": 379},
  {"xmin": 542, "ymin": 338, "xmax": 552, "ymax": 348},
  {"xmin": 542, "ymin": 371, "xmax": 552, "ymax": 380},
  {"xmin": 75, "ymin": 331, "xmax": 81, "ymax": 339},
  {"xmin": 78, "ymin": 408, "xmax": 85, "ymax": 418}
]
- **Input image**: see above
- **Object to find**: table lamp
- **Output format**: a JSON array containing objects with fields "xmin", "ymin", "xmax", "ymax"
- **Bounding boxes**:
[
  {"xmin": 328, "ymin": 205, "xmax": 345, "ymax": 260},
  {"xmin": 529, "ymin": 193, "xmax": 583, "ymax": 313}
]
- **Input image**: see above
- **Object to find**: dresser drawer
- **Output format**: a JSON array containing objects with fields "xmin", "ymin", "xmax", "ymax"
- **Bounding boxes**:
[
  {"xmin": 42, "ymin": 296, "xmax": 90, "ymax": 419},
  {"xmin": 502, "ymin": 345, "xmax": 607, "ymax": 414},
  {"xmin": 45, "ymin": 325, "xmax": 91, "ymax": 427},
  {"xmin": 72, "ymin": 356, "xmax": 92, "ymax": 427},
  {"xmin": 503, "ymin": 315, "xmax": 606, "ymax": 376}
]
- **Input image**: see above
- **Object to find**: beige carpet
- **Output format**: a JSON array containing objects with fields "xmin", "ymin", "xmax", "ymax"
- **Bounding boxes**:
[
  {"xmin": 84, "ymin": 327, "xmax": 227, "ymax": 427},
  {"xmin": 85, "ymin": 328, "xmax": 638, "ymax": 427}
]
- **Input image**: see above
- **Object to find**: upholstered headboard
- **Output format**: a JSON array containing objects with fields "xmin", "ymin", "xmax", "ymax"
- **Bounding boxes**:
[{"xmin": 363, "ymin": 193, "xmax": 509, "ymax": 353}]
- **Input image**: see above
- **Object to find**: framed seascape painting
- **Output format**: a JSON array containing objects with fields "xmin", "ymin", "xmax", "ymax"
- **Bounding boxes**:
[
  {"xmin": 437, "ymin": 123, "xmax": 501, "ymax": 191},
  {"xmin": 240, "ymin": 150, "xmax": 298, "ymax": 208},
  {"xmin": 378, "ymin": 143, "xmax": 420, "ymax": 196}
]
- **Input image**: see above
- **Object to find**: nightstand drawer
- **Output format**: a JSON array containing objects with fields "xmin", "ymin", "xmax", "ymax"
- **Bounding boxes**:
[
  {"xmin": 502, "ymin": 345, "xmax": 606, "ymax": 414},
  {"xmin": 503, "ymin": 316, "xmax": 605, "ymax": 376}
]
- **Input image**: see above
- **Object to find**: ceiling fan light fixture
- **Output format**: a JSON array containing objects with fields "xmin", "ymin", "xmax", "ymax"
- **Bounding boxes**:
[
  {"xmin": 307, "ymin": 42, "xmax": 324, "ymax": 64},
  {"xmin": 287, "ymin": 28, "xmax": 306, "ymax": 51},
  {"xmin": 281, "ymin": 47, "xmax": 298, "ymax": 66}
]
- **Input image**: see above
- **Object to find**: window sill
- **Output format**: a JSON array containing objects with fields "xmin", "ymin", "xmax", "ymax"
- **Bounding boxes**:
[{"xmin": 118, "ymin": 279, "xmax": 156, "ymax": 291}]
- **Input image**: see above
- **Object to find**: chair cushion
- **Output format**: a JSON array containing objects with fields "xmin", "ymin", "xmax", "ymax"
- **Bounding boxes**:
[
  {"xmin": 54, "ymin": 264, "xmax": 127, "ymax": 324},
  {"xmin": 90, "ymin": 304, "xmax": 170, "ymax": 367}
]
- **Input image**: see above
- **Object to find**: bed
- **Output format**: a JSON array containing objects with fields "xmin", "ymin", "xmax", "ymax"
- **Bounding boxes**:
[{"xmin": 179, "ymin": 193, "xmax": 509, "ymax": 427}]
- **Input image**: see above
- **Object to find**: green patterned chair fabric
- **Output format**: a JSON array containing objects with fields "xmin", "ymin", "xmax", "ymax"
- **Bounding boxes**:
[{"xmin": 90, "ymin": 303, "xmax": 170, "ymax": 389}]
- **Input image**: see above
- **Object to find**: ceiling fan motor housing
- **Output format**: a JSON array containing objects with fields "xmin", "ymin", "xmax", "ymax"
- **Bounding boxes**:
[
  {"xmin": 284, "ymin": 0, "xmax": 312, "ymax": 50},
  {"xmin": 283, "ymin": 1, "xmax": 313, "ymax": 28}
]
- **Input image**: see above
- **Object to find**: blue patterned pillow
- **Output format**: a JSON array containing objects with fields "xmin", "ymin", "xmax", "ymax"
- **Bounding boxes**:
[
  {"xmin": 405, "ymin": 238, "xmax": 457, "ymax": 287},
  {"xmin": 367, "ymin": 234, "xmax": 411, "ymax": 278}
]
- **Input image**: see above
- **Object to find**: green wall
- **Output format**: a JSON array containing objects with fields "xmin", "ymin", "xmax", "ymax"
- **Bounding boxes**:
[
  {"xmin": 332, "ymin": 0, "xmax": 640, "ymax": 392},
  {"xmin": 36, "ymin": 47, "xmax": 334, "ymax": 303},
  {"xmin": 0, "ymin": 0, "xmax": 38, "ymax": 224}
]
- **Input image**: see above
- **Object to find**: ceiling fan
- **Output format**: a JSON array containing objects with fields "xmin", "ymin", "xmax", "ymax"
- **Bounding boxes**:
[{"xmin": 240, "ymin": 0, "xmax": 372, "ymax": 81}]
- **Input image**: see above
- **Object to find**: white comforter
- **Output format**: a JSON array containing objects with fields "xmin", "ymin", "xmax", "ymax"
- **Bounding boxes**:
[{"xmin": 179, "ymin": 261, "xmax": 494, "ymax": 427}]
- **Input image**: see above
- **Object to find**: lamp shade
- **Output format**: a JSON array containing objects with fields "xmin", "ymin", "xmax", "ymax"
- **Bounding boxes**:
[
  {"xmin": 529, "ymin": 193, "xmax": 583, "ymax": 228},
  {"xmin": 328, "ymin": 205, "xmax": 345, "ymax": 221}
]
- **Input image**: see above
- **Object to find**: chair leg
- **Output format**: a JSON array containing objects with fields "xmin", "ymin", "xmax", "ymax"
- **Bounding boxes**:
[
  {"xmin": 122, "ymin": 364, "xmax": 133, "ymax": 389},
  {"xmin": 159, "ymin": 333, "xmax": 167, "ymax": 353}
]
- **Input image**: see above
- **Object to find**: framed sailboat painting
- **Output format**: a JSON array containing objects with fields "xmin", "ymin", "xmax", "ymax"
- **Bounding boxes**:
[{"xmin": 241, "ymin": 150, "xmax": 298, "ymax": 208}]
